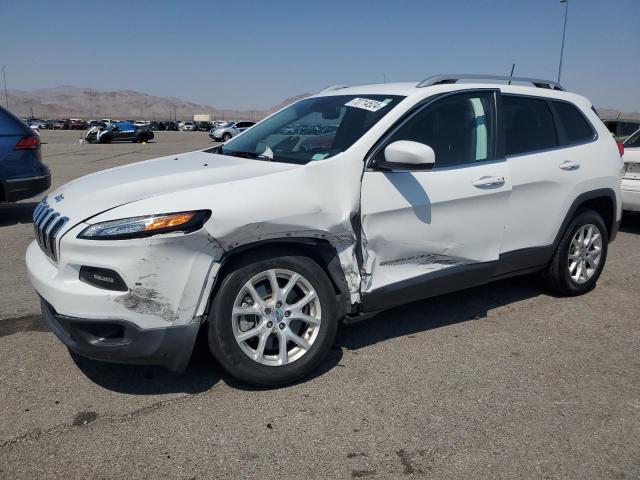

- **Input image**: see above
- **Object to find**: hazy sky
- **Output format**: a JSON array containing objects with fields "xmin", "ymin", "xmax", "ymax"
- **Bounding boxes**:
[{"xmin": 1, "ymin": 0, "xmax": 639, "ymax": 111}]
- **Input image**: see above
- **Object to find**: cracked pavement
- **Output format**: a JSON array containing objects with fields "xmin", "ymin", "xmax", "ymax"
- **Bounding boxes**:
[{"xmin": 0, "ymin": 131, "xmax": 639, "ymax": 479}]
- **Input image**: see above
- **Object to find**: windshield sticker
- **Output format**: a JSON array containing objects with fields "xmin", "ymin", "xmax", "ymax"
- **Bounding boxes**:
[
  {"xmin": 344, "ymin": 98, "xmax": 389, "ymax": 112},
  {"xmin": 312, "ymin": 153, "xmax": 330, "ymax": 161}
]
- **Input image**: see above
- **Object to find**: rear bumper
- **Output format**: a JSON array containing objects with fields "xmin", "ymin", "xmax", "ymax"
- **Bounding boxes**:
[
  {"xmin": 4, "ymin": 173, "xmax": 51, "ymax": 202},
  {"xmin": 40, "ymin": 298, "xmax": 200, "ymax": 372}
]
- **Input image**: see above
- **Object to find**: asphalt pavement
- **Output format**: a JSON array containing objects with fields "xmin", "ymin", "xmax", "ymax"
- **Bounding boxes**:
[{"xmin": 0, "ymin": 131, "xmax": 638, "ymax": 479}]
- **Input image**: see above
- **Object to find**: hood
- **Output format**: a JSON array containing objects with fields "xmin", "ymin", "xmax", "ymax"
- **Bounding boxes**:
[{"xmin": 48, "ymin": 150, "xmax": 299, "ymax": 222}]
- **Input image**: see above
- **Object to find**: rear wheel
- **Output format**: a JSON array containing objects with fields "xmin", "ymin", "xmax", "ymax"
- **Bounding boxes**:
[
  {"xmin": 99, "ymin": 134, "xmax": 111, "ymax": 144},
  {"xmin": 544, "ymin": 209, "xmax": 608, "ymax": 296},
  {"xmin": 208, "ymin": 254, "xmax": 338, "ymax": 386}
]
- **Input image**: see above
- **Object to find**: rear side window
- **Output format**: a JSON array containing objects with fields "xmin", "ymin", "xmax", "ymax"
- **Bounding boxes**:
[
  {"xmin": 503, "ymin": 96, "xmax": 557, "ymax": 156},
  {"xmin": 552, "ymin": 101, "xmax": 595, "ymax": 144}
]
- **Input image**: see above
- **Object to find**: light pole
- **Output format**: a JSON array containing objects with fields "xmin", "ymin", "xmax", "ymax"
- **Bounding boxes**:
[
  {"xmin": 2, "ymin": 66, "xmax": 8, "ymax": 109},
  {"xmin": 557, "ymin": 0, "xmax": 569, "ymax": 84}
]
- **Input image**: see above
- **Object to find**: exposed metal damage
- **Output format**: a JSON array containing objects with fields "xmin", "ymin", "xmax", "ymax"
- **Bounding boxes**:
[
  {"xmin": 115, "ymin": 287, "xmax": 177, "ymax": 323},
  {"xmin": 379, "ymin": 253, "xmax": 468, "ymax": 268},
  {"xmin": 215, "ymin": 221, "xmax": 362, "ymax": 304}
]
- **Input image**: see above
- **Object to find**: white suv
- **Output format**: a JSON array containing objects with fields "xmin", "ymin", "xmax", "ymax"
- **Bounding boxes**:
[{"xmin": 27, "ymin": 74, "xmax": 623, "ymax": 386}]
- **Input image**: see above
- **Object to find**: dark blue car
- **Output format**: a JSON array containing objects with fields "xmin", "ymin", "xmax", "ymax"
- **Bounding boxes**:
[{"xmin": 0, "ymin": 106, "xmax": 50, "ymax": 202}]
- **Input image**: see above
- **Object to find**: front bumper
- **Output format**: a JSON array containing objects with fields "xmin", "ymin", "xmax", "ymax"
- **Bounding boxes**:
[
  {"xmin": 40, "ymin": 298, "xmax": 200, "ymax": 372},
  {"xmin": 621, "ymin": 178, "xmax": 640, "ymax": 212},
  {"xmin": 4, "ymin": 173, "xmax": 51, "ymax": 202}
]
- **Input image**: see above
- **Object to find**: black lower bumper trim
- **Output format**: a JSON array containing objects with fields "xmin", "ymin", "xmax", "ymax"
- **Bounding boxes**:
[
  {"xmin": 4, "ymin": 174, "xmax": 51, "ymax": 202},
  {"xmin": 40, "ymin": 299, "xmax": 200, "ymax": 373}
]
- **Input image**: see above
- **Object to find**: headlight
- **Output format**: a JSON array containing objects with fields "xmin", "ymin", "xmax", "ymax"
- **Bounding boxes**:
[{"xmin": 78, "ymin": 210, "xmax": 211, "ymax": 240}]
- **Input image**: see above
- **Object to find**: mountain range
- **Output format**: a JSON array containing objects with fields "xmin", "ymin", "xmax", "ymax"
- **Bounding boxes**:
[
  {"xmin": 4, "ymin": 86, "xmax": 639, "ymax": 122},
  {"xmin": 4, "ymin": 86, "xmax": 311, "ymax": 121}
]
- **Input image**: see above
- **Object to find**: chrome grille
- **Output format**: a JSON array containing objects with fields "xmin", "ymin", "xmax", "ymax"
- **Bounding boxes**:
[{"xmin": 32, "ymin": 199, "xmax": 69, "ymax": 262}]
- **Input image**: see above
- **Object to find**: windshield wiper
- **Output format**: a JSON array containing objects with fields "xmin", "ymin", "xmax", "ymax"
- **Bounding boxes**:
[{"xmin": 220, "ymin": 148, "xmax": 273, "ymax": 161}]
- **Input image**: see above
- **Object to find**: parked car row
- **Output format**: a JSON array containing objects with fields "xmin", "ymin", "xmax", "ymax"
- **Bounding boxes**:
[
  {"xmin": 21, "ymin": 118, "xmax": 239, "ymax": 133},
  {"xmin": 24, "ymin": 118, "xmax": 89, "ymax": 130}
]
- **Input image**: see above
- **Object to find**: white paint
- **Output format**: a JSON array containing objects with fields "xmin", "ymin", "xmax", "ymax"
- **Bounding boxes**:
[{"xmin": 360, "ymin": 159, "xmax": 510, "ymax": 291}]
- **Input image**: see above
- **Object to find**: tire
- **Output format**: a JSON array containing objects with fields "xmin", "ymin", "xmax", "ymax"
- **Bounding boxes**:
[
  {"xmin": 208, "ymin": 253, "xmax": 338, "ymax": 386},
  {"xmin": 222, "ymin": 133, "xmax": 232, "ymax": 142},
  {"xmin": 99, "ymin": 135, "xmax": 111, "ymax": 144},
  {"xmin": 544, "ymin": 209, "xmax": 608, "ymax": 296}
]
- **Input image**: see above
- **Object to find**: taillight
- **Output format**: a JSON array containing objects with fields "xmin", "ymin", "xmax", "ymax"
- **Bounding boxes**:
[
  {"xmin": 15, "ymin": 135, "xmax": 40, "ymax": 150},
  {"xmin": 617, "ymin": 141, "xmax": 625, "ymax": 157}
]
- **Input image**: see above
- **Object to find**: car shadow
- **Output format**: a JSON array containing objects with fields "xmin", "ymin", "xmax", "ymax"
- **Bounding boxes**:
[
  {"xmin": 620, "ymin": 212, "xmax": 640, "ymax": 234},
  {"xmin": 229, "ymin": 276, "xmax": 542, "ymax": 392},
  {"xmin": 338, "ymin": 275, "xmax": 544, "ymax": 351},
  {"xmin": 70, "ymin": 318, "xmax": 343, "ymax": 394},
  {"xmin": 70, "ymin": 329, "xmax": 221, "ymax": 395},
  {"xmin": 0, "ymin": 202, "xmax": 38, "ymax": 227},
  {"xmin": 67, "ymin": 276, "xmax": 542, "ymax": 394}
]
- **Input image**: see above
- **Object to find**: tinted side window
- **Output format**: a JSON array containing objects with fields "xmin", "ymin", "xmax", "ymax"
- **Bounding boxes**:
[
  {"xmin": 503, "ymin": 96, "xmax": 557, "ymax": 156},
  {"xmin": 552, "ymin": 101, "xmax": 595, "ymax": 144},
  {"xmin": 374, "ymin": 91, "xmax": 496, "ymax": 167}
]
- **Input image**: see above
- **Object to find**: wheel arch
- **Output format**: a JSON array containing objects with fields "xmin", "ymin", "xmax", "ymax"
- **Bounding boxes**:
[
  {"xmin": 207, "ymin": 238, "xmax": 353, "ymax": 319},
  {"xmin": 554, "ymin": 188, "xmax": 618, "ymax": 247}
]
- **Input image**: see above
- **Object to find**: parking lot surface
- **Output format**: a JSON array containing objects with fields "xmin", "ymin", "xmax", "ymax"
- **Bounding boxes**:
[{"xmin": 0, "ymin": 131, "xmax": 639, "ymax": 479}]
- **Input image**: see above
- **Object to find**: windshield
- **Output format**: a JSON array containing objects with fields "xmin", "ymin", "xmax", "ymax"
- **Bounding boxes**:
[{"xmin": 217, "ymin": 94, "xmax": 404, "ymax": 164}]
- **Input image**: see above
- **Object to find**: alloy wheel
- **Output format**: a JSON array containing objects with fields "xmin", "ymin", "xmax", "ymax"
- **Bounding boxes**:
[
  {"xmin": 568, "ymin": 223, "xmax": 602, "ymax": 284},
  {"xmin": 231, "ymin": 269, "xmax": 321, "ymax": 366}
]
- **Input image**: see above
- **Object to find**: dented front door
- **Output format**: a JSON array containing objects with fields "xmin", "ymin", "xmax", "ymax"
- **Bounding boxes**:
[{"xmin": 359, "ymin": 89, "xmax": 511, "ymax": 296}]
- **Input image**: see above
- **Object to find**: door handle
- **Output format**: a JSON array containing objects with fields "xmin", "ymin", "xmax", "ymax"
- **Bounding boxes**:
[
  {"xmin": 559, "ymin": 160, "xmax": 580, "ymax": 171},
  {"xmin": 472, "ymin": 176, "xmax": 505, "ymax": 188}
]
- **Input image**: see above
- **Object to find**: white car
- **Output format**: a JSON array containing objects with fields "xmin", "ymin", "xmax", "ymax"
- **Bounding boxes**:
[
  {"xmin": 209, "ymin": 121, "xmax": 255, "ymax": 141},
  {"xmin": 181, "ymin": 121, "xmax": 197, "ymax": 131},
  {"xmin": 622, "ymin": 128, "xmax": 640, "ymax": 212},
  {"xmin": 27, "ymin": 74, "xmax": 623, "ymax": 386}
]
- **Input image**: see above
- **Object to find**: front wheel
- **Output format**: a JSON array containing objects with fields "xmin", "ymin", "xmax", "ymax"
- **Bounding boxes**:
[
  {"xmin": 544, "ymin": 209, "xmax": 608, "ymax": 296},
  {"xmin": 222, "ymin": 133, "xmax": 232, "ymax": 142},
  {"xmin": 208, "ymin": 253, "xmax": 338, "ymax": 386}
]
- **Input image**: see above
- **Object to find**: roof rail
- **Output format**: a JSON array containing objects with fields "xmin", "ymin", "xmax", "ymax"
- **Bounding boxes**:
[
  {"xmin": 417, "ymin": 74, "xmax": 565, "ymax": 91},
  {"xmin": 319, "ymin": 84, "xmax": 350, "ymax": 93}
]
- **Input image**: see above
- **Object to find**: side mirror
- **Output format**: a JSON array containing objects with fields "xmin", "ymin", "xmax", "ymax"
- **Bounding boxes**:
[{"xmin": 383, "ymin": 140, "xmax": 435, "ymax": 168}]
